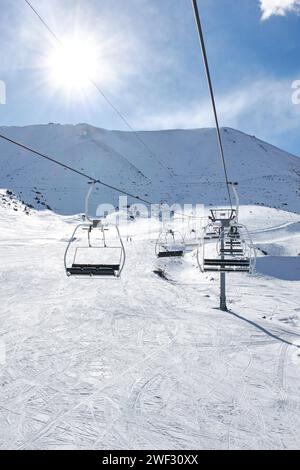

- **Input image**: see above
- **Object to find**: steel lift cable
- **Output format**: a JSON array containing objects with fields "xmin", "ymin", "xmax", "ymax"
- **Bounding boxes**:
[
  {"xmin": 0, "ymin": 131, "xmax": 209, "ymax": 220},
  {"xmin": 191, "ymin": 0, "xmax": 232, "ymax": 208},
  {"xmin": 0, "ymin": 131, "xmax": 207, "ymax": 222},
  {"xmin": 0, "ymin": 132, "xmax": 153, "ymax": 205}
]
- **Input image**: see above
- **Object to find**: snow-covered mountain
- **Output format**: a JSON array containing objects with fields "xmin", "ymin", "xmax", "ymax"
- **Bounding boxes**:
[
  {"xmin": 1, "ymin": 124, "xmax": 300, "ymax": 450},
  {"xmin": 0, "ymin": 123, "xmax": 299, "ymax": 214}
]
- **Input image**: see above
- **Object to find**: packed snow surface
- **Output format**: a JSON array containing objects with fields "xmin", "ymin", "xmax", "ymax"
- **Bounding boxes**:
[
  {"xmin": 0, "ymin": 123, "xmax": 299, "ymax": 449},
  {"xmin": 0, "ymin": 198, "xmax": 300, "ymax": 450}
]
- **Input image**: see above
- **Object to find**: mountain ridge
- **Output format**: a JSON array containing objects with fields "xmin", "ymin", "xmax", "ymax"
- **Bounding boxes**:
[{"xmin": 0, "ymin": 124, "xmax": 299, "ymax": 214}]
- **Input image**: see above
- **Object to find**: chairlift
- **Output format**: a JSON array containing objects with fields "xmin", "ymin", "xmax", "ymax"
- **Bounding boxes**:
[
  {"xmin": 198, "ymin": 222, "xmax": 256, "ymax": 273},
  {"xmin": 217, "ymin": 224, "xmax": 245, "ymax": 255},
  {"xmin": 227, "ymin": 224, "xmax": 241, "ymax": 239},
  {"xmin": 197, "ymin": 185, "xmax": 256, "ymax": 273},
  {"xmin": 209, "ymin": 208, "xmax": 237, "ymax": 224},
  {"xmin": 64, "ymin": 182, "xmax": 126, "ymax": 278},
  {"xmin": 203, "ymin": 208, "xmax": 235, "ymax": 240},
  {"xmin": 204, "ymin": 224, "xmax": 220, "ymax": 240},
  {"xmin": 156, "ymin": 229, "xmax": 185, "ymax": 258},
  {"xmin": 184, "ymin": 217, "xmax": 201, "ymax": 249}
]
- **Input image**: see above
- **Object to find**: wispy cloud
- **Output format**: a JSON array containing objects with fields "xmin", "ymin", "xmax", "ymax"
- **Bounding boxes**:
[
  {"xmin": 136, "ymin": 77, "xmax": 300, "ymax": 143},
  {"xmin": 260, "ymin": 0, "xmax": 300, "ymax": 20}
]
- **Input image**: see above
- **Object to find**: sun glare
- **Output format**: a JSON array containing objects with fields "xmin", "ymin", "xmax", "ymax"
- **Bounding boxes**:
[{"xmin": 47, "ymin": 35, "xmax": 98, "ymax": 92}]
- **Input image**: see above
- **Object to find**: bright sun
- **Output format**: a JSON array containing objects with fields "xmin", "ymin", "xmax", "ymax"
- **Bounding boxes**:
[{"xmin": 47, "ymin": 36, "xmax": 98, "ymax": 92}]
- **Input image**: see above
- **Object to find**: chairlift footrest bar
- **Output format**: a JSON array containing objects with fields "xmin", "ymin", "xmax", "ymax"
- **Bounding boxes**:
[
  {"xmin": 204, "ymin": 259, "xmax": 250, "ymax": 266},
  {"xmin": 158, "ymin": 251, "xmax": 184, "ymax": 258},
  {"xmin": 204, "ymin": 267, "xmax": 251, "ymax": 273},
  {"xmin": 220, "ymin": 249, "xmax": 244, "ymax": 254},
  {"xmin": 67, "ymin": 264, "xmax": 120, "ymax": 276}
]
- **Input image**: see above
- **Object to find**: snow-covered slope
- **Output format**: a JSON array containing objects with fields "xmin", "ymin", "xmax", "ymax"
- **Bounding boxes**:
[
  {"xmin": 0, "ymin": 196, "xmax": 300, "ymax": 450},
  {"xmin": 0, "ymin": 124, "xmax": 299, "ymax": 214}
]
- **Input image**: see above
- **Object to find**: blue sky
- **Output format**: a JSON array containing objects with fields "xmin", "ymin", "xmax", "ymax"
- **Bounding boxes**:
[{"xmin": 0, "ymin": 0, "xmax": 300, "ymax": 156}]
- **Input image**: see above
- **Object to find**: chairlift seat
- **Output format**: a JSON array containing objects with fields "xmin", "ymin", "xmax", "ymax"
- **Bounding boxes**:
[
  {"xmin": 158, "ymin": 250, "xmax": 184, "ymax": 258},
  {"xmin": 65, "ymin": 183, "xmax": 126, "ymax": 280},
  {"xmin": 67, "ymin": 263, "xmax": 120, "ymax": 277}
]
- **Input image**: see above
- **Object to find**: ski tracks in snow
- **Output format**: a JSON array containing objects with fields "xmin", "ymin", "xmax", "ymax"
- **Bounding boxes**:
[{"xmin": 1, "ymin": 213, "xmax": 300, "ymax": 449}]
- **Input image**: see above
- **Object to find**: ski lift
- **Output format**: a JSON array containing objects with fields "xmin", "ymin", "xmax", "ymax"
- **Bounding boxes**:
[
  {"xmin": 156, "ymin": 229, "xmax": 185, "ymax": 258},
  {"xmin": 184, "ymin": 217, "xmax": 201, "ymax": 249},
  {"xmin": 186, "ymin": 228, "xmax": 199, "ymax": 243},
  {"xmin": 203, "ymin": 209, "xmax": 236, "ymax": 240},
  {"xmin": 217, "ymin": 225, "xmax": 246, "ymax": 256},
  {"xmin": 227, "ymin": 224, "xmax": 241, "ymax": 239},
  {"xmin": 204, "ymin": 224, "xmax": 220, "ymax": 240},
  {"xmin": 197, "ymin": 185, "xmax": 256, "ymax": 273},
  {"xmin": 64, "ymin": 182, "xmax": 126, "ymax": 278},
  {"xmin": 198, "ymin": 221, "xmax": 256, "ymax": 273}
]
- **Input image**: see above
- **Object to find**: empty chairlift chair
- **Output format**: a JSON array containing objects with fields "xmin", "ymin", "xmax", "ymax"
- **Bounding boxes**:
[
  {"xmin": 184, "ymin": 228, "xmax": 200, "ymax": 251},
  {"xmin": 219, "ymin": 225, "xmax": 245, "ymax": 256},
  {"xmin": 156, "ymin": 229, "xmax": 185, "ymax": 258},
  {"xmin": 64, "ymin": 221, "xmax": 125, "ymax": 278},
  {"xmin": 64, "ymin": 182, "xmax": 126, "ymax": 278},
  {"xmin": 184, "ymin": 216, "xmax": 201, "ymax": 249},
  {"xmin": 204, "ymin": 225, "xmax": 220, "ymax": 240}
]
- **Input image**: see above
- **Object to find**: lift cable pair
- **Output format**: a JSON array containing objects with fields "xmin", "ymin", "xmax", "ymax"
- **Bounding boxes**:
[
  {"xmin": 191, "ymin": 0, "xmax": 232, "ymax": 208},
  {"xmin": 191, "ymin": 0, "xmax": 257, "ymax": 310},
  {"xmin": 197, "ymin": 184, "xmax": 257, "ymax": 275},
  {"xmin": 0, "ymin": 131, "xmax": 209, "ymax": 221}
]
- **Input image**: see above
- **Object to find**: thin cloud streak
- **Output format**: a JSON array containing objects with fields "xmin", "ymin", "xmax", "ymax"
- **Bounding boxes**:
[{"xmin": 136, "ymin": 78, "xmax": 300, "ymax": 143}]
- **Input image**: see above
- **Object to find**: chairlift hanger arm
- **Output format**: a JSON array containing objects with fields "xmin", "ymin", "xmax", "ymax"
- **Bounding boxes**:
[
  {"xmin": 85, "ymin": 181, "xmax": 102, "ymax": 224},
  {"xmin": 228, "ymin": 182, "xmax": 240, "ymax": 222}
]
